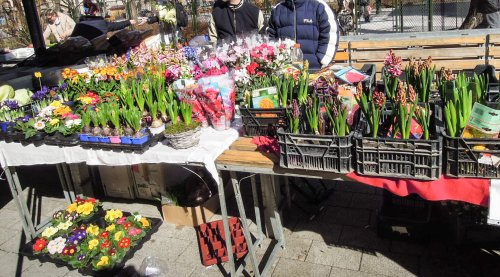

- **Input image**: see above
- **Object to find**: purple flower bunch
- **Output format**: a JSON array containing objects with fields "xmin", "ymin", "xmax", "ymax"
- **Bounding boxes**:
[
  {"xmin": 16, "ymin": 115, "xmax": 31, "ymax": 123},
  {"xmin": 77, "ymin": 254, "xmax": 86, "ymax": 261},
  {"xmin": 68, "ymin": 230, "xmax": 87, "ymax": 245},
  {"xmin": 182, "ymin": 46, "xmax": 197, "ymax": 61},
  {"xmin": 32, "ymin": 86, "xmax": 49, "ymax": 101},
  {"xmin": 3, "ymin": 99, "xmax": 19, "ymax": 110}
]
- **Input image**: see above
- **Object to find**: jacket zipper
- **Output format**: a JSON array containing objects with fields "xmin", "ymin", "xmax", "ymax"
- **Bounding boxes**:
[
  {"xmin": 233, "ymin": 8, "xmax": 236, "ymax": 35},
  {"xmin": 293, "ymin": 1, "xmax": 297, "ymax": 42}
]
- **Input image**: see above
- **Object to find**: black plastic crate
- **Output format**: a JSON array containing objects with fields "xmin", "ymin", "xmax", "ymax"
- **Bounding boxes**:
[
  {"xmin": 354, "ymin": 104, "xmax": 443, "ymax": 180},
  {"xmin": 277, "ymin": 128, "xmax": 354, "ymax": 173},
  {"xmin": 443, "ymin": 134, "xmax": 500, "ymax": 178},
  {"xmin": 240, "ymin": 107, "xmax": 287, "ymax": 137}
]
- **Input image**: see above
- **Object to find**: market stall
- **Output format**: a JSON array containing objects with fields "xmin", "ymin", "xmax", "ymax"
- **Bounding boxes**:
[{"xmin": 1, "ymin": 32, "xmax": 500, "ymax": 275}]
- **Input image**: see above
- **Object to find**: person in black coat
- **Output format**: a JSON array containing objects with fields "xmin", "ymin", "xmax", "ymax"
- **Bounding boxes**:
[
  {"xmin": 70, "ymin": 15, "xmax": 138, "ymax": 41},
  {"xmin": 208, "ymin": 0, "xmax": 264, "ymax": 43},
  {"xmin": 479, "ymin": 0, "xmax": 500, "ymax": 28}
]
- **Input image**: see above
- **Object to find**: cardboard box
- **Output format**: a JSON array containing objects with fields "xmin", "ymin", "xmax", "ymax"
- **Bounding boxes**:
[
  {"xmin": 132, "ymin": 164, "xmax": 192, "ymax": 200},
  {"xmin": 99, "ymin": 165, "xmax": 135, "ymax": 199},
  {"xmin": 161, "ymin": 194, "xmax": 220, "ymax": 227},
  {"xmin": 131, "ymin": 164, "xmax": 167, "ymax": 200}
]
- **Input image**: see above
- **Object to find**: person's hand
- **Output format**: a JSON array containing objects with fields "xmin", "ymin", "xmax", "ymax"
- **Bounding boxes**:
[
  {"xmin": 137, "ymin": 17, "xmax": 147, "ymax": 26},
  {"xmin": 130, "ymin": 19, "xmax": 137, "ymax": 25}
]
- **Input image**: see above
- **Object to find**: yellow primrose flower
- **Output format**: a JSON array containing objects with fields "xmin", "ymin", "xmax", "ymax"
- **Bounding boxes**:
[
  {"xmin": 54, "ymin": 106, "xmax": 72, "ymax": 117},
  {"xmin": 88, "ymin": 239, "xmax": 99, "ymax": 250},
  {"xmin": 139, "ymin": 218, "xmax": 150, "ymax": 228},
  {"xmin": 106, "ymin": 224, "xmax": 115, "ymax": 232},
  {"xmin": 50, "ymin": 100, "xmax": 62, "ymax": 107},
  {"xmin": 34, "ymin": 72, "xmax": 42, "ymax": 78},
  {"xmin": 96, "ymin": 256, "xmax": 109, "ymax": 267},
  {"xmin": 49, "ymin": 119, "xmax": 60, "ymax": 126},
  {"xmin": 41, "ymin": 226, "xmax": 59, "ymax": 238},
  {"xmin": 78, "ymin": 96, "xmax": 93, "ymax": 105},
  {"xmin": 114, "ymin": 231, "xmax": 124, "ymax": 241},
  {"xmin": 86, "ymin": 225, "xmax": 99, "ymax": 236},
  {"xmin": 66, "ymin": 202, "xmax": 77, "ymax": 213},
  {"xmin": 77, "ymin": 202, "xmax": 94, "ymax": 216},
  {"xmin": 57, "ymin": 221, "xmax": 72, "ymax": 230},
  {"xmin": 105, "ymin": 209, "xmax": 123, "ymax": 222}
]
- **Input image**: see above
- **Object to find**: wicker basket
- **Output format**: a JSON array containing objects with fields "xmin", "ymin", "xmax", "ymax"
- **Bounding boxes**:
[{"xmin": 163, "ymin": 125, "xmax": 202, "ymax": 149}]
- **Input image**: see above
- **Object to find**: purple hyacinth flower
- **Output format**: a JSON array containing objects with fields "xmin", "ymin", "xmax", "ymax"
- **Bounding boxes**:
[
  {"xmin": 58, "ymin": 83, "xmax": 68, "ymax": 91},
  {"xmin": 182, "ymin": 46, "xmax": 197, "ymax": 61},
  {"xmin": 4, "ymin": 100, "xmax": 18, "ymax": 110}
]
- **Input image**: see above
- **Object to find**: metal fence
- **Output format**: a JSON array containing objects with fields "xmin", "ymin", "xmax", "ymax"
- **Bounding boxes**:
[{"xmin": 357, "ymin": 0, "xmax": 470, "ymax": 35}]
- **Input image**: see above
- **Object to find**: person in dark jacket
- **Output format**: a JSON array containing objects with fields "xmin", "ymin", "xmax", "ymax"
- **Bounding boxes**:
[
  {"xmin": 70, "ymin": 15, "xmax": 137, "ymax": 41},
  {"xmin": 479, "ymin": 0, "xmax": 500, "ymax": 28},
  {"xmin": 208, "ymin": 0, "xmax": 264, "ymax": 43},
  {"xmin": 267, "ymin": 0, "xmax": 339, "ymax": 70}
]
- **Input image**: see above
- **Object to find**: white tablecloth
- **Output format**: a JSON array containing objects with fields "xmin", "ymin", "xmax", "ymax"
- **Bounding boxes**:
[{"xmin": 0, "ymin": 127, "xmax": 239, "ymax": 183}]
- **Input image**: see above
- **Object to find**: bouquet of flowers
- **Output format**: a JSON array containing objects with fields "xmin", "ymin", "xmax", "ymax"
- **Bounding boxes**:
[{"xmin": 197, "ymin": 74, "xmax": 236, "ymax": 130}]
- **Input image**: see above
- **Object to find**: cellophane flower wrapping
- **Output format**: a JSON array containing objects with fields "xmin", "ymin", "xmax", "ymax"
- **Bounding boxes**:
[
  {"xmin": 172, "ymin": 80, "xmax": 207, "ymax": 126},
  {"xmin": 197, "ymin": 74, "xmax": 236, "ymax": 129}
]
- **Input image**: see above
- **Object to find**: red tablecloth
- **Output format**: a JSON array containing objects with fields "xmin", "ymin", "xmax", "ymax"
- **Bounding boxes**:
[
  {"xmin": 251, "ymin": 137, "xmax": 490, "ymax": 207},
  {"xmin": 347, "ymin": 173, "xmax": 490, "ymax": 207}
]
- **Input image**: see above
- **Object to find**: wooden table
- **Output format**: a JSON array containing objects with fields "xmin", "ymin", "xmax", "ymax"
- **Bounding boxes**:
[{"xmin": 215, "ymin": 138, "xmax": 351, "ymax": 276}]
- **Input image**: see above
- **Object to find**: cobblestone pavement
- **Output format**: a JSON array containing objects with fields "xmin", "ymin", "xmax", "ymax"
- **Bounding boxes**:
[{"xmin": 1, "ymin": 166, "xmax": 500, "ymax": 276}]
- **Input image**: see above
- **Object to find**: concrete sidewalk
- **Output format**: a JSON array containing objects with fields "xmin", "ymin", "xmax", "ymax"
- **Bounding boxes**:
[{"xmin": 1, "ymin": 172, "xmax": 500, "ymax": 276}]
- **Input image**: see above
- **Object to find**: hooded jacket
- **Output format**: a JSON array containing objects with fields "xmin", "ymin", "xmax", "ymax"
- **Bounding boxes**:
[
  {"xmin": 209, "ymin": 0, "xmax": 264, "ymax": 43},
  {"xmin": 267, "ymin": 0, "xmax": 339, "ymax": 69}
]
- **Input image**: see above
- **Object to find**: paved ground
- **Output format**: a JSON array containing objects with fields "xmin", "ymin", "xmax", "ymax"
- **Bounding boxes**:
[{"xmin": 1, "ymin": 166, "xmax": 500, "ymax": 276}]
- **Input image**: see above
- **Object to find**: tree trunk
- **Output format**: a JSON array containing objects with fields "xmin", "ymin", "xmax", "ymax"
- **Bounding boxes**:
[{"xmin": 459, "ymin": 0, "xmax": 484, "ymax": 29}]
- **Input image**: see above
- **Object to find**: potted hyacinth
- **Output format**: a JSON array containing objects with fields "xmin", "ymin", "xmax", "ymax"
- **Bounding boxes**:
[
  {"xmin": 87, "ymin": 110, "xmax": 100, "ymax": 143},
  {"xmin": 107, "ymin": 104, "xmax": 122, "ymax": 144},
  {"xmin": 122, "ymin": 107, "xmax": 149, "ymax": 145},
  {"xmin": 96, "ymin": 109, "xmax": 111, "ymax": 143},
  {"xmin": 79, "ymin": 110, "xmax": 91, "ymax": 142},
  {"xmin": 163, "ymin": 98, "xmax": 201, "ymax": 149}
]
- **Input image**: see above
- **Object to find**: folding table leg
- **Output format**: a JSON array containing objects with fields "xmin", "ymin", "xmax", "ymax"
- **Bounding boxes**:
[
  {"xmin": 251, "ymin": 175, "xmax": 264, "ymax": 244},
  {"xmin": 4, "ymin": 166, "xmax": 37, "ymax": 239},
  {"xmin": 230, "ymin": 171, "xmax": 261, "ymax": 277},
  {"xmin": 56, "ymin": 163, "xmax": 75, "ymax": 203},
  {"xmin": 217, "ymin": 170, "xmax": 236, "ymax": 276}
]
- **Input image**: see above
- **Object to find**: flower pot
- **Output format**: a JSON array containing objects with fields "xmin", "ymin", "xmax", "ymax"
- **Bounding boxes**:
[
  {"xmin": 79, "ymin": 134, "xmax": 90, "ymax": 142},
  {"xmin": 130, "ymin": 135, "xmax": 149, "ymax": 145},
  {"xmin": 148, "ymin": 124, "xmax": 165, "ymax": 135},
  {"xmin": 98, "ymin": 137, "xmax": 111, "ymax": 143},
  {"xmin": 109, "ymin": 136, "xmax": 121, "ymax": 144},
  {"xmin": 163, "ymin": 125, "xmax": 202, "ymax": 149},
  {"xmin": 87, "ymin": 135, "xmax": 99, "ymax": 143},
  {"xmin": 120, "ymin": 136, "xmax": 132, "ymax": 144}
]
